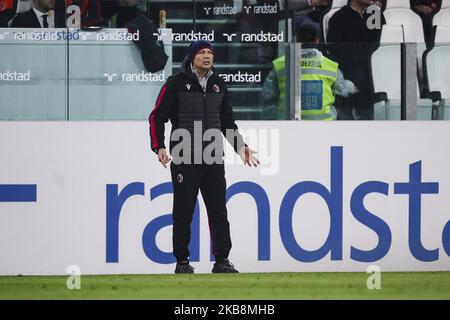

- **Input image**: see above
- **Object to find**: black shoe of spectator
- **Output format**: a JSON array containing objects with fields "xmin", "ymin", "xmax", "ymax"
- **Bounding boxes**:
[
  {"xmin": 212, "ymin": 259, "xmax": 239, "ymax": 273},
  {"xmin": 175, "ymin": 261, "xmax": 194, "ymax": 274}
]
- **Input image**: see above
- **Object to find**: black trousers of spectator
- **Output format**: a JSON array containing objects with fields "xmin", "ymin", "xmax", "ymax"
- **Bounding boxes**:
[
  {"xmin": 336, "ymin": 63, "xmax": 374, "ymax": 120},
  {"xmin": 170, "ymin": 162, "xmax": 231, "ymax": 263}
]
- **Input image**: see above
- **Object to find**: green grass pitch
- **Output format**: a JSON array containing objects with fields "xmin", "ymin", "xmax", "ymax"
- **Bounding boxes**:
[{"xmin": 1, "ymin": 272, "xmax": 449, "ymax": 299}]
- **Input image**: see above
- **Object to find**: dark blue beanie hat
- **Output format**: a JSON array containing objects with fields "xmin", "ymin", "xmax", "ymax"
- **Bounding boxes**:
[{"xmin": 188, "ymin": 40, "xmax": 214, "ymax": 61}]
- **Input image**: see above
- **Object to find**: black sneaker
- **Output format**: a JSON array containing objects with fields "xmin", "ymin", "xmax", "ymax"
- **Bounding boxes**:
[
  {"xmin": 212, "ymin": 259, "xmax": 239, "ymax": 273},
  {"xmin": 175, "ymin": 261, "xmax": 195, "ymax": 274}
]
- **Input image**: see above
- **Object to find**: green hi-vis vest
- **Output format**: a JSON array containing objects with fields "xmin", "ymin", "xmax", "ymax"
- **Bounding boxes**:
[
  {"xmin": 272, "ymin": 55, "xmax": 286, "ymax": 120},
  {"xmin": 272, "ymin": 53, "xmax": 338, "ymax": 120}
]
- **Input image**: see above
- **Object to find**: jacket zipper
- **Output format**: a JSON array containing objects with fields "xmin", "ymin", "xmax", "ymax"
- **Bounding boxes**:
[
  {"xmin": 192, "ymin": 74, "xmax": 208, "ymax": 152},
  {"xmin": 195, "ymin": 77, "xmax": 208, "ymax": 141}
]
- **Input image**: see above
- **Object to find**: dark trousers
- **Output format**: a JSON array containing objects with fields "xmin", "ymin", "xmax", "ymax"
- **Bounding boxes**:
[
  {"xmin": 170, "ymin": 162, "xmax": 231, "ymax": 262},
  {"xmin": 336, "ymin": 64, "xmax": 374, "ymax": 120},
  {"xmin": 335, "ymin": 94, "xmax": 374, "ymax": 120}
]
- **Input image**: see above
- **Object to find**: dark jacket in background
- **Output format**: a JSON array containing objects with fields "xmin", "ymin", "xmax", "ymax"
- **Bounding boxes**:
[
  {"xmin": 10, "ymin": 8, "xmax": 41, "ymax": 27},
  {"xmin": 11, "ymin": 7, "xmax": 65, "ymax": 28},
  {"xmin": 126, "ymin": 14, "xmax": 168, "ymax": 73},
  {"xmin": 0, "ymin": 8, "xmax": 14, "ymax": 27},
  {"xmin": 117, "ymin": 5, "xmax": 145, "ymax": 28},
  {"xmin": 327, "ymin": 4, "xmax": 385, "ymax": 69}
]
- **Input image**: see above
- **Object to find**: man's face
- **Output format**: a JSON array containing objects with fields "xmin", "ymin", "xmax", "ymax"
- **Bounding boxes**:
[
  {"xmin": 35, "ymin": 0, "xmax": 55, "ymax": 12},
  {"xmin": 192, "ymin": 48, "xmax": 214, "ymax": 71}
]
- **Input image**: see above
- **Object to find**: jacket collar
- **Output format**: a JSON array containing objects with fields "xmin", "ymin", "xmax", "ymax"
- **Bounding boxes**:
[
  {"xmin": 181, "ymin": 56, "xmax": 215, "ymax": 80},
  {"xmin": 190, "ymin": 63, "xmax": 213, "ymax": 81}
]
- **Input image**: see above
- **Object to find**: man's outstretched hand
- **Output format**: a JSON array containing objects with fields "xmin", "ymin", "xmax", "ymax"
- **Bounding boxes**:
[
  {"xmin": 239, "ymin": 147, "xmax": 260, "ymax": 167},
  {"xmin": 157, "ymin": 148, "xmax": 171, "ymax": 168}
]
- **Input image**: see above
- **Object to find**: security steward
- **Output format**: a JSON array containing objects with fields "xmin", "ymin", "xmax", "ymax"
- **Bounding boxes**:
[
  {"xmin": 149, "ymin": 40, "xmax": 259, "ymax": 274},
  {"xmin": 263, "ymin": 23, "xmax": 357, "ymax": 120}
]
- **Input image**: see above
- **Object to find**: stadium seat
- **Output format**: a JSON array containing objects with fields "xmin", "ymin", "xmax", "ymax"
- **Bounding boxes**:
[
  {"xmin": 425, "ymin": 29, "xmax": 450, "ymax": 119},
  {"xmin": 384, "ymin": 8, "xmax": 427, "ymax": 85},
  {"xmin": 385, "ymin": 0, "xmax": 411, "ymax": 9},
  {"xmin": 441, "ymin": 0, "xmax": 450, "ymax": 9},
  {"xmin": 433, "ymin": 9, "xmax": 450, "ymax": 26},
  {"xmin": 434, "ymin": 25, "xmax": 450, "ymax": 42},
  {"xmin": 371, "ymin": 44, "xmax": 434, "ymax": 120},
  {"xmin": 322, "ymin": 0, "xmax": 348, "ymax": 42},
  {"xmin": 380, "ymin": 24, "xmax": 404, "ymax": 43},
  {"xmin": 384, "ymin": 9, "xmax": 425, "ymax": 43}
]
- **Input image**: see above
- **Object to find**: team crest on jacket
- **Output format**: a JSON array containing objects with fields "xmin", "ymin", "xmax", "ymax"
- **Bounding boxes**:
[
  {"xmin": 213, "ymin": 84, "xmax": 220, "ymax": 92},
  {"xmin": 177, "ymin": 173, "xmax": 184, "ymax": 183}
]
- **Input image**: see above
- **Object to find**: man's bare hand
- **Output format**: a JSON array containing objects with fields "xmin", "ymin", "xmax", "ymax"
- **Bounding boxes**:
[
  {"xmin": 239, "ymin": 147, "xmax": 260, "ymax": 167},
  {"xmin": 157, "ymin": 148, "xmax": 171, "ymax": 168}
]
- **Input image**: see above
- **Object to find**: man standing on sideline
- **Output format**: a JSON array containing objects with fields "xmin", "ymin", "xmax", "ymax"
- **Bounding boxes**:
[{"xmin": 149, "ymin": 40, "xmax": 259, "ymax": 274}]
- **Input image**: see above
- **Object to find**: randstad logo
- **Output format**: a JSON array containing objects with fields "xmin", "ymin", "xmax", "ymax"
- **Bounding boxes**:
[
  {"xmin": 172, "ymin": 31, "xmax": 215, "ymax": 42},
  {"xmin": 203, "ymin": 4, "xmax": 238, "ymax": 15},
  {"xmin": 103, "ymin": 71, "xmax": 166, "ymax": 82},
  {"xmin": 105, "ymin": 146, "xmax": 450, "ymax": 264},
  {"xmin": 0, "ymin": 31, "xmax": 9, "ymax": 40},
  {"xmin": 0, "ymin": 70, "xmax": 31, "ymax": 82},
  {"xmin": 219, "ymin": 71, "xmax": 261, "ymax": 83},
  {"xmin": 96, "ymin": 30, "xmax": 139, "ymax": 41},
  {"xmin": 203, "ymin": 3, "xmax": 277, "ymax": 16}
]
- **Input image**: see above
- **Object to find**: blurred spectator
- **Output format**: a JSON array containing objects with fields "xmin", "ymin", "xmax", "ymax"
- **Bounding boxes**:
[
  {"xmin": 52, "ymin": 0, "xmax": 145, "ymax": 28},
  {"xmin": 82, "ymin": 0, "xmax": 145, "ymax": 28},
  {"xmin": 327, "ymin": 0, "xmax": 385, "ymax": 120},
  {"xmin": 262, "ymin": 23, "xmax": 358, "ymax": 120},
  {"xmin": 116, "ymin": 0, "xmax": 145, "ymax": 28},
  {"xmin": 11, "ymin": 0, "xmax": 64, "ymax": 27},
  {"xmin": 289, "ymin": 0, "xmax": 330, "ymax": 34},
  {"xmin": 65, "ymin": 0, "xmax": 110, "ymax": 27},
  {"xmin": 0, "ymin": 0, "xmax": 15, "ymax": 27},
  {"xmin": 235, "ymin": 0, "xmax": 280, "ymax": 63},
  {"xmin": 410, "ymin": 0, "xmax": 441, "ymax": 43}
]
